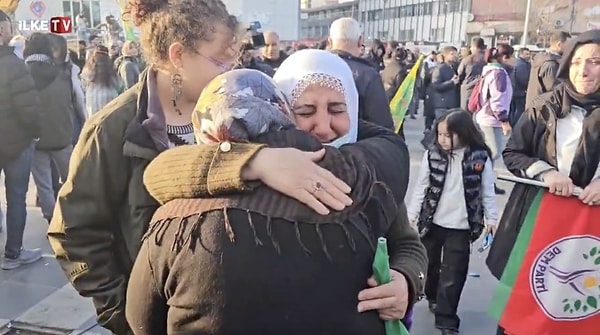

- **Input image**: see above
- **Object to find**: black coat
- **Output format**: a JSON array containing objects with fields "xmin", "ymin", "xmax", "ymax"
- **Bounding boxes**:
[
  {"xmin": 331, "ymin": 50, "xmax": 394, "ymax": 129},
  {"xmin": 381, "ymin": 59, "xmax": 408, "ymax": 101},
  {"xmin": 0, "ymin": 46, "xmax": 42, "ymax": 166},
  {"xmin": 486, "ymin": 85, "xmax": 600, "ymax": 278},
  {"xmin": 429, "ymin": 62, "xmax": 459, "ymax": 110}
]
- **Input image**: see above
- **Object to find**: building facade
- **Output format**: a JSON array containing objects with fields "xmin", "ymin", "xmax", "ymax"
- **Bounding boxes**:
[
  {"xmin": 224, "ymin": 0, "xmax": 301, "ymax": 41},
  {"xmin": 467, "ymin": 0, "xmax": 599, "ymax": 47},
  {"xmin": 359, "ymin": 0, "xmax": 471, "ymax": 43},
  {"xmin": 301, "ymin": 0, "xmax": 340, "ymax": 10},
  {"xmin": 300, "ymin": 0, "xmax": 359, "ymax": 41}
]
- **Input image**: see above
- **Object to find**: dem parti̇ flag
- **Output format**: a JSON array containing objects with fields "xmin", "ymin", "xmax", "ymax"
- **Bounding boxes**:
[
  {"xmin": 389, "ymin": 54, "xmax": 423, "ymax": 133},
  {"xmin": 492, "ymin": 191, "xmax": 600, "ymax": 335}
]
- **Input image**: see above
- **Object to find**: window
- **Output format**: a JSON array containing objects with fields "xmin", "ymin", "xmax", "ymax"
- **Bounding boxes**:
[
  {"xmin": 63, "ymin": 0, "xmax": 101, "ymax": 27},
  {"xmin": 398, "ymin": 29, "xmax": 415, "ymax": 41},
  {"xmin": 431, "ymin": 28, "xmax": 445, "ymax": 41},
  {"xmin": 447, "ymin": 0, "xmax": 463, "ymax": 12},
  {"xmin": 62, "ymin": 1, "xmax": 71, "ymax": 17},
  {"xmin": 423, "ymin": 2, "xmax": 433, "ymax": 15}
]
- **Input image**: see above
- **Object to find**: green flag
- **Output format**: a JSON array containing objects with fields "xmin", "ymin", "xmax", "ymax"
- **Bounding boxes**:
[
  {"xmin": 116, "ymin": 0, "xmax": 139, "ymax": 42},
  {"xmin": 373, "ymin": 237, "xmax": 411, "ymax": 335},
  {"xmin": 389, "ymin": 55, "xmax": 424, "ymax": 133}
]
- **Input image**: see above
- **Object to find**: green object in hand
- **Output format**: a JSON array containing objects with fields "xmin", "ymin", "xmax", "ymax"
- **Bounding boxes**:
[{"xmin": 372, "ymin": 237, "xmax": 410, "ymax": 335}]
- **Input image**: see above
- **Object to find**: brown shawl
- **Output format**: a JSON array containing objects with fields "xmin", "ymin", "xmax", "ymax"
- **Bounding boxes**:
[{"xmin": 146, "ymin": 128, "xmax": 399, "ymax": 258}]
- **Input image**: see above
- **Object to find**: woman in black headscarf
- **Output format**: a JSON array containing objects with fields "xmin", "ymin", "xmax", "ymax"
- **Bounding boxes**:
[{"xmin": 486, "ymin": 29, "xmax": 600, "ymax": 335}]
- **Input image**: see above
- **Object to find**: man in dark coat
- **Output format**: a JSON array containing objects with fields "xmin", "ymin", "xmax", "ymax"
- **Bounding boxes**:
[
  {"xmin": 509, "ymin": 47, "xmax": 531, "ymax": 126},
  {"xmin": 457, "ymin": 37, "xmax": 486, "ymax": 110},
  {"xmin": 0, "ymin": 10, "xmax": 44, "ymax": 270},
  {"xmin": 328, "ymin": 17, "xmax": 394, "ymax": 130},
  {"xmin": 525, "ymin": 31, "xmax": 570, "ymax": 109}
]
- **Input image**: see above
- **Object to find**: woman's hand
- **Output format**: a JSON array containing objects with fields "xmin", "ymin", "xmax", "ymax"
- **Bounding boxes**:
[
  {"xmin": 357, "ymin": 270, "xmax": 409, "ymax": 320},
  {"xmin": 579, "ymin": 179, "xmax": 600, "ymax": 206},
  {"xmin": 501, "ymin": 122, "xmax": 512, "ymax": 136},
  {"xmin": 542, "ymin": 170, "xmax": 575, "ymax": 197},
  {"xmin": 243, "ymin": 148, "xmax": 353, "ymax": 215}
]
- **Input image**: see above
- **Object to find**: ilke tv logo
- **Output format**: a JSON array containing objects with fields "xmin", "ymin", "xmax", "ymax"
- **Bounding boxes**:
[
  {"xmin": 50, "ymin": 17, "xmax": 72, "ymax": 33},
  {"xmin": 19, "ymin": 16, "xmax": 72, "ymax": 33}
]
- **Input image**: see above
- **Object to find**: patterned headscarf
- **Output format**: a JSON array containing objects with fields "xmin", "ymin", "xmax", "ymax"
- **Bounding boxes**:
[{"xmin": 192, "ymin": 69, "xmax": 295, "ymax": 144}]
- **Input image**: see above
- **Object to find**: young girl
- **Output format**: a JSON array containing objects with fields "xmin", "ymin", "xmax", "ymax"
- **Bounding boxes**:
[{"xmin": 407, "ymin": 109, "xmax": 499, "ymax": 335}]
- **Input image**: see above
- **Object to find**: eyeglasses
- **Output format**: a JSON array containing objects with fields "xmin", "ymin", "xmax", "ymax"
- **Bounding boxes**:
[{"xmin": 198, "ymin": 52, "xmax": 234, "ymax": 72}]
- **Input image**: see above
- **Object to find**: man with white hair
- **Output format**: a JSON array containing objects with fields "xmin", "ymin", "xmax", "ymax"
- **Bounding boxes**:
[{"xmin": 329, "ymin": 17, "xmax": 393, "ymax": 130}]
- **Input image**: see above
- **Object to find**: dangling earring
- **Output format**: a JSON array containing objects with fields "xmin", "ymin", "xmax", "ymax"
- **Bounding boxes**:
[{"xmin": 171, "ymin": 73, "xmax": 183, "ymax": 116}]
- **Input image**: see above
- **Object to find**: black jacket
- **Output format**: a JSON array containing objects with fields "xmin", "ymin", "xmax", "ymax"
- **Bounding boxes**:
[
  {"xmin": 511, "ymin": 57, "xmax": 531, "ymax": 98},
  {"xmin": 261, "ymin": 51, "xmax": 288, "ymax": 72},
  {"xmin": 331, "ymin": 50, "xmax": 394, "ymax": 129},
  {"xmin": 0, "ymin": 46, "xmax": 42, "ymax": 166},
  {"xmin": 525, "ymin": 51, "xmax": 561, "ymax": 109},
  {"xmin": 26, "ymin": 59, "xmax": 75, "ymax": 151},
  {"xmin": 237, "ymin": 57, "xmax": 275, "ymax": 77},
  {"xmin": 429, "ymin": 62, "xmax": 460, "ymax": 110},
  {"xmin": 381, "ymin": 59, "xmax": 408, "ymax": 101}
]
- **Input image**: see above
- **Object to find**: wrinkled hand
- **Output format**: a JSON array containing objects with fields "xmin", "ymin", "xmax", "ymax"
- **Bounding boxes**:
[
  {"xmin": 579, "ymin": 179, "xmax": 600, "ymax": 206},
  {"xmin": 245, "ymin": 148, "xmax": 353, "ymax": 215},
  {"xmin": 357, "ymin": 270, "xmax": 409, "ymax": 320},
  {"xmin": 542, "ymin": 170, "xmax": 574, "ymax": 197}
]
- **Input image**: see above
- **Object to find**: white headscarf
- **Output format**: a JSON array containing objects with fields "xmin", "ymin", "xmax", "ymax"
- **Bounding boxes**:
[
  {"xmin": 9, "ymin": 36, "xmax": 25, "ymax": 59},
  {"xmin": 273, "ymin": 49, "xmax": 359, "ymax": 147}
]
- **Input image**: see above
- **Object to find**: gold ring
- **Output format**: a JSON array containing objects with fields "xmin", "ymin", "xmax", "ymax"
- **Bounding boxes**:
[{"xmin": 311, "ymin": 181, "xmax": 322, "ymax": 195}]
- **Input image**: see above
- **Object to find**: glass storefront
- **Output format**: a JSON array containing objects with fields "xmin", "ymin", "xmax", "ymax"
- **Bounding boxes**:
[{"xmin": 62, "ymin": 0, "xmax": 102, "ymax": 28}]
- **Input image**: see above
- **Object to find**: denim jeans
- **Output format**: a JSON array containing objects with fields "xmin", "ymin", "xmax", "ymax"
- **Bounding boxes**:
[
  {"xmin": 479, "ymin": 126, "xmax": 504, "ymax": 162},
  {"xmin": 1, "ymin": 143, "xmax": 34, "ymax": 258},
  {"xmin": 31, "ymin": 145, "xmax": 72, "ymax": 221}
]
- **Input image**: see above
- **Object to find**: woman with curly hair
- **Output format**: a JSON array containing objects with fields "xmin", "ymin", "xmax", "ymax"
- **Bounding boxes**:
[{"xmin": 47, "ymin": 1, "xmax": 354, "ymax": 333}]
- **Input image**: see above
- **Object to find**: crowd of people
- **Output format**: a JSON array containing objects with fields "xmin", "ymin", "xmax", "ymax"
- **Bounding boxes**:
[{"xmin": 0, "ymin": 0, "xmax": 599, "ymax": 334}]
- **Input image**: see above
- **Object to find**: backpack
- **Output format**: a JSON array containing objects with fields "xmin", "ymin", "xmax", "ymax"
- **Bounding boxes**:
[{"xmin": 467, "ymin": 72, "xmax": 491, "ymax": 113}]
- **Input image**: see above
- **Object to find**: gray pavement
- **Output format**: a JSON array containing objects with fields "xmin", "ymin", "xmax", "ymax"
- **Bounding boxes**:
[{"xmin": 0, "ymin": 113, "xmax": 512, "ymax": 334}]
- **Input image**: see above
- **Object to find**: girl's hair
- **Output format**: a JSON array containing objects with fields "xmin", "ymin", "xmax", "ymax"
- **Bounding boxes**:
[
  {"xmin": 435, "ymin": 108, "xmax": 492, "ymax": 158},
  {"xmin": 123, "ymin": 0, "xmax": 239, "ymax": 67},
  {"xmin": 23, "ymin": 32, "xmax": 54, "ymax": 59},
  {"xmin": 485, "ymin": 43, "xmax": 514, "ymax": 63},
  {"xmin": 83, "ymin": 45, "xmax": 119, "ymax": 88}
]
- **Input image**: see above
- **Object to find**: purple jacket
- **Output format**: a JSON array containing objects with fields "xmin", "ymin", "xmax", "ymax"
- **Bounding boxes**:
[{"xmin": 475, "ymin": 63, "xmax": 513, "ymax": 127}]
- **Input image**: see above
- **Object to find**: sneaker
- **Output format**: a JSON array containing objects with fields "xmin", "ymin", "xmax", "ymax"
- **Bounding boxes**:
[
  {"xmin": 2, "ymin": 248, "xmax": 43, "ymax": 270},
  {"xmin": 494, "ymin": 184, "xmax": 506, "ymax": 195}
]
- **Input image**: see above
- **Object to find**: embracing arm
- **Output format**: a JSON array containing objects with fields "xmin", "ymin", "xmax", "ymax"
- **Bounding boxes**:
[
  {"xmin": 48, "ymin": 119, "xmax": 131, "ymax": 334},
  {"xmin": 502, "ymin": 106, "xmax": 554, "ymax": 179},
  {"xmin": 386, "ymin": 203, "xmax": 427, "ymax": 309},
  {"xmin": 143, "ymin": 143, "xmax": 266, "ymax": 205},
  {"xmin": 349, "ymin": 121, "xmax": 410, "ymax": 202}
]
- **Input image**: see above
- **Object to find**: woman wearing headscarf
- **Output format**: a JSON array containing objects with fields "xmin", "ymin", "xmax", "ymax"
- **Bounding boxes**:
[
  {"xmin": 47, "ymin": 2, "xmax": 351, "ymax": 333},
  {"xmin": 486, "ymin": 29, "xmax": 600, "ymax": 335},
  {"xmin": 129, "ymin": 52, "xmax": 425, "ymax": 334}
]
